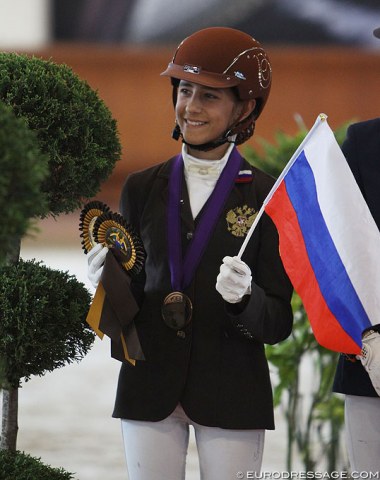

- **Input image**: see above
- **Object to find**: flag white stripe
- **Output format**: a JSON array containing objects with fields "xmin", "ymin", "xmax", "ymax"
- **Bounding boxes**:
[{"xmin": 305, "ymin": 121, "xmax": 380, "ymax": 326}]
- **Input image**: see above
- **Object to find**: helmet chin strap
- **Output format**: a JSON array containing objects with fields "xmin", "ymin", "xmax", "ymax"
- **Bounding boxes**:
[
  {"xmin": 182, "ymin": 134, "xmax": 235, "ymax": 152},
  {"xmin": 171, "ymin": 124, "xmax": 237, "ymax": 152}
]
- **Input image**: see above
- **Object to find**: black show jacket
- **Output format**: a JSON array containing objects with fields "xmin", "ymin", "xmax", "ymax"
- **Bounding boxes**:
[{"xmin": 112, "ymin": 155, "xmax": 293, "ymax": 429}]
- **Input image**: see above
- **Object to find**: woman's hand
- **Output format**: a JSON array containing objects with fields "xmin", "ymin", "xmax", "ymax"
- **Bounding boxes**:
[
  {"xmin": 216, "ymin": 256, "xmax": 252, "ymax": 304},
  {"xmin": 357, "ymin": 330, "xmax": 380, "ymax": 395},
  {"xmin": 87, "ymin": 243, "xmax": 108, "ymax": 289}
]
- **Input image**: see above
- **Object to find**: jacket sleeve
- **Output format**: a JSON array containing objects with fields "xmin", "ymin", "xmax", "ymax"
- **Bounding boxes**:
[{"xmin": 226, "ymin": 211, "xmax": 293, "ymax": 345}]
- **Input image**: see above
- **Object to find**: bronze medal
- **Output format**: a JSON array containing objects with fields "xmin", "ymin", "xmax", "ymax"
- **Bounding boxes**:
[{"xmin": 161, "ymin": 291, "xmax": 193, "ymax": 330}]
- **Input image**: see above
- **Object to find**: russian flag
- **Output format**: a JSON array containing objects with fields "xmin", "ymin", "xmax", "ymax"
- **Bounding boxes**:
[{"xmin": 239, "ymin": 115, "xmax": 380, "ymax": 354}]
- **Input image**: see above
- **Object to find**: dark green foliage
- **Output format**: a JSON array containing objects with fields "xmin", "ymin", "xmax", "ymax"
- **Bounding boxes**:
[
  {"xmin": 245, "ymin": 129, "xmax": 308, "ymax": 179},
  {"xmin": 0, "ymin": 259, "xmax": 94, "ymax": 388},
  {"xmin": 244, "ymin": 120, "xmax": 352, "ymax": 179},
  {"xmin": 0, "ymin": 101, "xmax": 48, "ymax": 264},
  {"xmin": 0, "ymin": 53, "xmax": 122, "ymax": 216},
  {"xmin": 0, "ymin": 450, "xmax": 75, "ymax": 480},
  {"xmin": 266, "ymin": 298, "xmax": 345, "ymax": 471}
]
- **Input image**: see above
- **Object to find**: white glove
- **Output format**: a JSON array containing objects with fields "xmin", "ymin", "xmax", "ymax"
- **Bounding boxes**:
[
  {"xmin": 357, "ymin": 330, "xmax": 380, "ymax": 396},
  {"xmin": 216, "ymin": 256, "xmax": 252, "ymax": 304},
  {"xmin": 87, "ymin": 243, "xmax": 108, "ymax": 289}
]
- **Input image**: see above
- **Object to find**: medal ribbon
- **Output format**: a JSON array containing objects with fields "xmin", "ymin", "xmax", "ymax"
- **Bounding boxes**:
[{"xmin": 168, "ymin": 147, "xmax": 243, "ymax": 291}]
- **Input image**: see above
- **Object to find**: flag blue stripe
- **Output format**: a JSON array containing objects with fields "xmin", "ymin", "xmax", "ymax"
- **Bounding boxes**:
[{"xmin": 284, "ymin": 151, "xmax": 371, "ymax": 345}]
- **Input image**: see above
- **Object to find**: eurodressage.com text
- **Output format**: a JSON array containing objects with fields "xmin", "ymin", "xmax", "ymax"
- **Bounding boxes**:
[{"xmin": 236, "ymin": 471, "xmax": 380, "ymax": 479}]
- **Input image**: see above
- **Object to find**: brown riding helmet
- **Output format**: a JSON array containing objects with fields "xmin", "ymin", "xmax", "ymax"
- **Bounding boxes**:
[{"xmin": 161, "ymin": 26, "xmax": 272, "ymax": 120}]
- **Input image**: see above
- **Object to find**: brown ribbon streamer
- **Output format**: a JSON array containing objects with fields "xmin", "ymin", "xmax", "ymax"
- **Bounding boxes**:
[{"xmin": 85, "ymin": 249, "xmax": 145, "ymax": 365}]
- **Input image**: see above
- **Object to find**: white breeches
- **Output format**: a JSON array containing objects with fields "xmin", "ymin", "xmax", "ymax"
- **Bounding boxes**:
[
  {"xmin": 121, "ymin": 403, "xmax": 265, "ymax": 480},
  {"xmin": 345, "ymin": 395, "xmax": 380, "ymax": 474}
]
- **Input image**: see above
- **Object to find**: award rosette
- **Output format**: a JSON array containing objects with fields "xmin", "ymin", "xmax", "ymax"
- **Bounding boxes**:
[
  {"xmin": 79, "ymin": 201, "xmax": 146, "ymax": 365},
  {"xmin": 79, "ymin": 201, "xmax": 111, "ymax": 254},
  {"xmin": 79, "ymin": 201, "xmax": 145, "ymax": 276}
]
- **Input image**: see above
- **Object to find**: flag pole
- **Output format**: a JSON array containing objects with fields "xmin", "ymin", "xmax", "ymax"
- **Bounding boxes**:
[{"xmin": 237, "ymin": 113, "xmax": 328, "ymax": 259}]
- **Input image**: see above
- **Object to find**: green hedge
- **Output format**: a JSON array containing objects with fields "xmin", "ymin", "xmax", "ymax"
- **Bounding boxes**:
[
  {"xmin": 0, "ymin": 259, "xmax": 94, "ymax": 388},
  {"xmin": 0, "ymin": 450, "xmax": 75, "ymax": 480},
  {"xmin": 0, "ymin": 53, "xmax": 122, "ymax": 216},
  {"xmin": 0, "ymin": 101, "xmax": 48, "ymax": 264}
]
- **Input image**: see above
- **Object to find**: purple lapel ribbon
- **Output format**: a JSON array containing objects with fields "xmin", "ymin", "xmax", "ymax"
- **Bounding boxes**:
[{"xmin": 167, "ymin": 147, "xmax": 243, "ymax": 291}]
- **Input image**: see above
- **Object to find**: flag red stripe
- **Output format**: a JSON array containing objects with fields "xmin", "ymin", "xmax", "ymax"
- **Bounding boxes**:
[{"xmin": 265, "ymin": 182, "xmax": 361, "ymax": 354}]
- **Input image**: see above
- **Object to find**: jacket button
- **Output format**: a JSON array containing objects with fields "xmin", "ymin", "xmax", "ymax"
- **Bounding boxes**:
[
  {"xmin": 186, "ymin": 232, "xmax": 193, "ymax": 240},
  {"xmin": 177, "ymin": 330, "xmax": 186, "ymax": 339}
]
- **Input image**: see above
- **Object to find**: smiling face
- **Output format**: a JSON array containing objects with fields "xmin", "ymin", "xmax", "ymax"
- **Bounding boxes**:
[{"xmin": 175, "ymin": 80, "xmax": 255, "ymax": 160}]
